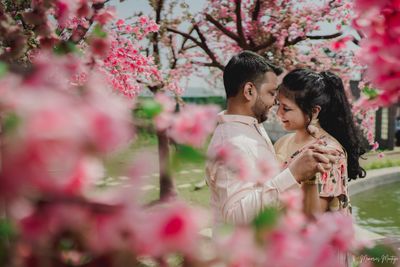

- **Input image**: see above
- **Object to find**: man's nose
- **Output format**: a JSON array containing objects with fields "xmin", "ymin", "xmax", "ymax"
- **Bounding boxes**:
[{"xmin": 276, "ymin": 105, "xmax": 283, "ymax": 117}]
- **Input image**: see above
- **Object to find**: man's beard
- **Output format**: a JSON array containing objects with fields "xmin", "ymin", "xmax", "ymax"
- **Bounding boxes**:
[{"xmin": 252, "ymin": 97, "xmax": 269, "ymax": 123}]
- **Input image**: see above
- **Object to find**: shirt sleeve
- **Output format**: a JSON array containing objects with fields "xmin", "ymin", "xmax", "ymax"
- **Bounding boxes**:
[{"xmin": 220, "ymin": 168, "xmax": 300, "ymax": 225}]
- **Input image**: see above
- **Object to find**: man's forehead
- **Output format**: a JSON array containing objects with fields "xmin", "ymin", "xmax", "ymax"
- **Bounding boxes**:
[{"xmin": 265, "ymin": 71, "xmax": 278, "ymax": 82}]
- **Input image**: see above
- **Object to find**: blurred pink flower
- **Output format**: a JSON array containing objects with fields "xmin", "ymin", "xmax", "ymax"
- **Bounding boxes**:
[
  {"xmin": 280, "ymin": 189, "xmax": 304, "ymax": 212},
  {"xmin": 330, "ymin": 36, "xmax": 352, "ymax": 51},
  {"xmin": 208, "ymin": 144, "xmax": 252, "ymax": 181},
  {"xmin": 371, "ymin": 141, "xmax": 379, "ymax": 151},
  {"xmin": 90, "ymin": 37, "xmax": 111, "ymax": 57},
  {"xmin": 0, "ymin": 54, "xmax": 133, "ymax": 199},
  {"xmin": 55, "ymin": 0, "xmax": 71, "ymax": 27},
  {"xmin": 168, "ymin": 104, "xmax": 219, "ymax": 147},
  {"xmin": 94, "ymin": 6, "xmax": 116, "ymax": 25},
  {"xmin": 137, "ymin": 202, "xmax": 206, "ymax": 257},
  {"xmin": 353, "ymin": 0, "xmax": 400, "ymax": 106},
  {"xmin": 215, "ymin": 227, "xmax": 263, "ymax": 266}
]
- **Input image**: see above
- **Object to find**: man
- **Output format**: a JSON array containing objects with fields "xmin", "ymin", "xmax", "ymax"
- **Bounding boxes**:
[{"xmin": 206, "ymin": 51, "xmax": 336, "ymax": 229}]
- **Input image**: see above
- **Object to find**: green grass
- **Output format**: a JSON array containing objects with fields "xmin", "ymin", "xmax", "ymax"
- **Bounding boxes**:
[{"xmin": 363, "ymin": 158, "xmax": 400, "ymax": 170}]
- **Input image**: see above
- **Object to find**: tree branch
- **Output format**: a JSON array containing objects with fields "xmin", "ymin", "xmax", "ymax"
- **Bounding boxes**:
[
  {"xmin": 352, "ymin": 38, "xmax": 360, "ymax": 46},
  {"xmin": 167, "ymin": 25, "xmax": 224, "ymax": 70},
  {"xmin": 167, "ymin": 27, "xmax": 203, "ymax": 47},
  {"xmin": 234, "ymin": 0, "xmax": 247, "ymax": 48},
  {"xmin": 193, "ymin": 24, "xmax": 224, "ymax": 70},
  {"xmin": 205, "ymin": 13, "xmax": 240, "ymax": 43},
  {"xmin": 169, "ymin": 35, "xmax": 178, "ymax": 69},
  {"xmin": 286, "ymin": 32, "xmax": 343, "ymax": 46},
  {"xmin": 307, "ymin": 32, "xmax": 343, "ymax": 40},
  {"xmin": 182, "ymin": 43, "xmax": 197, "ymax": 50},
  {"xmin": 151, "ymin": 0, "xmax": 164, "ymax": 66},
  {"xmin": 248, "ymin": 0, "xmax": 261, "ymax": 48},
  {"xmin": 251, "ymin": 0, "xmax": 261, "ymax": 21}
]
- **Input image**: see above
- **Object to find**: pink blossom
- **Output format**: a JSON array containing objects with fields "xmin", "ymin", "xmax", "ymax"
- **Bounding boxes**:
[
  {"xmin": 214, "ymin": 227, "xmax": 263, "ymax": 266},
  {"xmin": 139, "ymin": 15, "xmax": 149, "ymax": 25},
  {"xmin": 99, "ymin": 18, "xmax": 162, "ymax": 96},
  {"xmin": 137, "ymin": 202, "xmax": 206, "ymax": 257},
  {"xmin": 330, "ymin": 36, "xmax": 352, "ymax": 51},
  {"xmin": 280, "ymin": 189, "xmax": 304, "ymax": 212},
  {"xmin": 208, "ymin": 143, "xmax": 252, "ymax": 181},
  {"xmin": 371, "ymin": 141, "xmax": 379, "ymax": 151},
  {"xmin": 353, "ymin": 0, "xmax": 400, "ymax": 106},
  {"xmin": 90, "ymin": 37, "xmax": 111, "ymax": 57},
  {"xmin": 264, "ymin": 229, "xmax": 311, "ymax": 267},
  {"xmin": 0, "ymin": 53, "xmax": 133, "ymax": 198},
  {"xmin": 116, "ymin": 19, "xmax": 125, "ymax": 28},
  {"xmin": 168, "ymin": 104, "xmax": 219, "ymax": 147},
  {"xmin": 94, "ymin": 6, "xmax": 116, "ymax": 25},
  {"xmin": 77, "ymin": 1, "xmax": 91, "ymax": 18},
  {"xmin": 253, "ymin": 155, "xmax": 280, "ymax": 183},
  {"xmin": 55, "ymin": 0, "xmax": 71, "ymax": 27},
  {"xmin": 315, "ymin": 212, "xmax": 355, "ymax": 252}
]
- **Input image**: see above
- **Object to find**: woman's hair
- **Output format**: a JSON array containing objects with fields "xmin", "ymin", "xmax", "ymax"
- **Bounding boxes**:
[{"xmin": 279, "ymin": 68, "xmax": 368, "ymax": 180}]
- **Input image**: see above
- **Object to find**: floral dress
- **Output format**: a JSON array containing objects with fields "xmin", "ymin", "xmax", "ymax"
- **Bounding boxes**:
[
  {"xmin": 277, "ymin": 134, "xmax": 353, "ymax": 266},
  {"xmin": 278, "ymin": 135, "xmax": 351, "ymax": 215}
]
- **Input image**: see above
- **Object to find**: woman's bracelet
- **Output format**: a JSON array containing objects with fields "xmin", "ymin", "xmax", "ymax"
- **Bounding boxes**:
[{"xmin": 303, "ymin": 176, "xmax": 317, "ymax": 185}]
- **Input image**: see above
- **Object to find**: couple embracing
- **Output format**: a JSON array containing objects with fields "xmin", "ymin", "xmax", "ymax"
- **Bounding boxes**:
[{"xmin": 205, "ymin": 51, "xmax": 367, "ymax": 233}]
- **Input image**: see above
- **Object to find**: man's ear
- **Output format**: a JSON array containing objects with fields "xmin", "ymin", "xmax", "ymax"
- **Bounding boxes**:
[
  {"xmin": 311, "ymin": 105, "xmax": 321, "ymax": 120},
  {"xmin": 243, "ymin": 82, "xmax": 254, "ymax": 101}
]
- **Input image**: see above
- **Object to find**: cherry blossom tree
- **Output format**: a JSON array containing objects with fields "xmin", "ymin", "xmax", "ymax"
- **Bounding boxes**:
[{"xmin": 167, "ymin": 0, "xmax": 356, "ymax": 85}]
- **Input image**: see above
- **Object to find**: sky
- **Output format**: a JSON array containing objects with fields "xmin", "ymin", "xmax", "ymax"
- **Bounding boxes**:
[{"xmin": 113, "ymin": 0, "xmax": 206, "ymax": 18}]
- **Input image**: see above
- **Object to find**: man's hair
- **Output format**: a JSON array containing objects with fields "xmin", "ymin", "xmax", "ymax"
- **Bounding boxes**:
[{"xmin": 223, "ymin": 50, "xmax": 282, "ymax": 98}]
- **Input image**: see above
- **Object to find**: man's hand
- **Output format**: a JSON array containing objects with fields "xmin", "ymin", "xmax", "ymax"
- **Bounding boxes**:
[
  {"xmin": 309, "ymin": 144, "xmax": 339, "ymax": 171},
  {"xmin": 288, "ymin": 145, "xmax": 339, "ymax": 183}
]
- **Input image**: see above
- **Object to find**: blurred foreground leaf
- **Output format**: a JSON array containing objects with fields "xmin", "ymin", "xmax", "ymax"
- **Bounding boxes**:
[
  {"xmin": 362, "ymin": 86, "xmax": 379, "ymax": 100},
  {"xmin": 171, "ymin": 145, "xmax": 205, "ymax": 169},
  {"xmin": 0, "ymin": 62, "xmax": 8, "ymax": 78},
  {"xmin": 252, "ymin": 207, "xmax": 279, "ymax": 232},
  {"xmin": 141, "ymin": 99, "xmax": 163, "ymax": 119},
  {"xmin": 2, "ymin": 113, "xmax": 20, "ymax": 134}
]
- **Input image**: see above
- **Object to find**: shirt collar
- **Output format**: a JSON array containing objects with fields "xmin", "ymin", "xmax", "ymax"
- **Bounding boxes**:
[{"xmin": 217, "ymin": 110, "xmax": 259, "ymax": 125}]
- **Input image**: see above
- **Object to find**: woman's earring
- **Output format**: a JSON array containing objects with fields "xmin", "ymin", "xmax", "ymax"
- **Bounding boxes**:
[{"xmin": 307, "ymin": 118, "xmax": 319, "ymax": 135}]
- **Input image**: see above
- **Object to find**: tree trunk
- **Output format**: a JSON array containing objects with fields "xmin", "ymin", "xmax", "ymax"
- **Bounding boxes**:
[{"xmin": 157, "ymin": 130, "xmax": 176, "ymax": 201}]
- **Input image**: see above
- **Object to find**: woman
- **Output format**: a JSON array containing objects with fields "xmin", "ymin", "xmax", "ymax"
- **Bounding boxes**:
[{"xmin": 274, "ymin": 69, "xmax": 368, "ymax": 217}]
